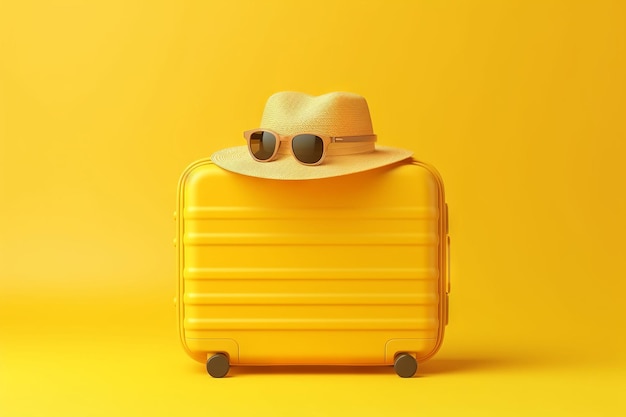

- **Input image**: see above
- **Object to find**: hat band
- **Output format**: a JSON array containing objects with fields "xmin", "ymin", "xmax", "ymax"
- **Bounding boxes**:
[{"xmin": 277, "ymin": 141, "xmax": 375, "ymax": 157}]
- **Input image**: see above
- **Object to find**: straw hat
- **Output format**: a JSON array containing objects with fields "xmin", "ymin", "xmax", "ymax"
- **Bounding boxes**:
[{"xmin": 211, "ymin": 91, "xmax": 413, "ymax": 180}]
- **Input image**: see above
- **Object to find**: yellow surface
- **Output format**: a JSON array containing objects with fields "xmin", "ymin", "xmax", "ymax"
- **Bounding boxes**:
[{"xmin": 1, "ymin": 1, "xmax": 625, "ymax": 415}]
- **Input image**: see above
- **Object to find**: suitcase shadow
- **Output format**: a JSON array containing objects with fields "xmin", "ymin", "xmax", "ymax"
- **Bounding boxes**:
[
  {"xmin": 218, "ymin": 356, "xmax": 529, "ymax": 377},
  {"xmin": 227, "ymin": 365, "xmax": 393, "ymax": 377},
  {"xmin": 421, "ymin": 354, "xmax": 547, "ymax": 375},
  {"xmin": 420, "ymin": 357, "xmax": 516, "ymax": 375},
  {"xmin": 188, "ymin": 355, "xmax": 532, "ymax": 377}
]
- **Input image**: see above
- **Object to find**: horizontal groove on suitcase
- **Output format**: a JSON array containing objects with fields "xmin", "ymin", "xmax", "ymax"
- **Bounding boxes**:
[
  {"xmin": 183, "ymin": 292, "xmax": 437, "ymax": 305},
  {"xmin": 183, "ymin": 267, "xmax": 438, "ymax": 280},
  {"xmin": 183, "ymin": 206, "xmax": 438, "ymax": 220},
  {"xmin": 183, "ymin": 317, "xmax": 438, "ymax": 331},
  {"xmin": 183, "ymin": 232, "xmax": 437, "ymax": 246}
]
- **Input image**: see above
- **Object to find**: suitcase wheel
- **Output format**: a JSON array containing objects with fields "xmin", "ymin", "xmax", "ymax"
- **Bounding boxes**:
[
  {"xmin": 394, "ymin": 353, "xmax": 418, "ymax": 378},
  {"xmin": 206, "ymin": 353, "xmax": 230, "ymax": 378}
]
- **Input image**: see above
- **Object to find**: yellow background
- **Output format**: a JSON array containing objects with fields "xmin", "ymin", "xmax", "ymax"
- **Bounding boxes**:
[{"xmin": 1, "ymin": 0, "xmax": 625, "ymax": 415}]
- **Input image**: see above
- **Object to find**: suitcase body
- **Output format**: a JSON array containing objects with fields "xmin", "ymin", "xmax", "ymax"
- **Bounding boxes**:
[{"xmin": 175, "ymin": 158, "xmax": 449, "ymax": 377}]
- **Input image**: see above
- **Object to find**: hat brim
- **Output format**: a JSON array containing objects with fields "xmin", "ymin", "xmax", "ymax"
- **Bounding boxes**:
[{"xmin": 211, "ymin": 145, "xmax": 413, "ymax": 180}]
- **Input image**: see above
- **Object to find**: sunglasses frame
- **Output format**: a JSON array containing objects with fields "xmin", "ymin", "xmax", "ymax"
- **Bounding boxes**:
[{"xmin": 243, "ymin": 129, "xmax": 377, "ymax": 166}]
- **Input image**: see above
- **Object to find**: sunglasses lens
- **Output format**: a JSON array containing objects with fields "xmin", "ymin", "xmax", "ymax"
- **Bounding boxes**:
[
  {"xmin": 249, "ymin": 131, "xmax": 276, "ymax": 161},
  {"xmin": 292, "ymin": 134, "xmax": 324, "ymax": 164}
]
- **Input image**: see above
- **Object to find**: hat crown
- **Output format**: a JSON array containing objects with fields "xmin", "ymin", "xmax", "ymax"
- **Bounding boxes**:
[{"xmin": 260, "ymin": 91, "xmax": 374, "ymax": 137}]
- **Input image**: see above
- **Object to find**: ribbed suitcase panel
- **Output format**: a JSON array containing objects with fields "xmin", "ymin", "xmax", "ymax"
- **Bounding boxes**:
[{"xmin": 177, "ymin": 160, "xmax": 446, "ymax": 365}]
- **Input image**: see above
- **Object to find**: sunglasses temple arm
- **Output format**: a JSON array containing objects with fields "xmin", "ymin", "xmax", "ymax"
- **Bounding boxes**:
[{"xmin": 332, "ymin": 135, "xmax": 377, "ymax": 143}]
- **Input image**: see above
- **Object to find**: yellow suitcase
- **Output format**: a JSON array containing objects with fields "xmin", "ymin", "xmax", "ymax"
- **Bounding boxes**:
[{"xmin": 175, "ymin": 158, "xmax": 449, "ymax": 377}]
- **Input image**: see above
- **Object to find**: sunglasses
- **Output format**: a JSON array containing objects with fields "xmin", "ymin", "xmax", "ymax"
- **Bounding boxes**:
[{"xmin": 243, "ymin": 129, "xmax": 377, "ymax": 166}]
